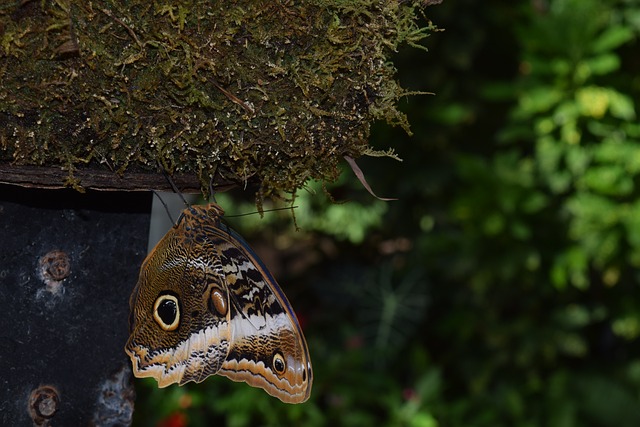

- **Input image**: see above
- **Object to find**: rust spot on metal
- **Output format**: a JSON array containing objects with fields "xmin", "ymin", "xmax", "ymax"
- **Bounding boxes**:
[
  {"xmin": 28, "ymin": 385, "xmax": 60, "ymax": 426},
  {"xmin": 38, "ymin": 250, "xmax": 71, "ymax": 293},
  {"xmin": 39, "ymin": 250, "xmax": 70, "ymax": 281}
]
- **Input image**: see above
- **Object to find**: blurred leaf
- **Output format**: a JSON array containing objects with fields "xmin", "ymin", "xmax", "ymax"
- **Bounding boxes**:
[
  {"xmin": 581, "ymin": 164, "xmax": 633, "ymax": 196},
  {"xmin": 591, "ymin": 25, "xmax": 635, "ymax": 53},
  {"xmin": 609, "ymin": 90, "xmax": 636, "ymax": 120},
  {"xmin": 584, "ymin": 53, "xmax": 620, "ymax": 75},
  {"xmin": 519, "ymin": 86, "xmax": 563, "ymax": 115},
  {"xmin": 576, "ymin": 376, "xmax": 640, "ymax": 427}
]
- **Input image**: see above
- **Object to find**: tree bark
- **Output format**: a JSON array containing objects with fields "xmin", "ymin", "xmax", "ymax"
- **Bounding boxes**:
[{"xmin": 0, "ymin": 163, "xmax": 219, "ymax": 193}]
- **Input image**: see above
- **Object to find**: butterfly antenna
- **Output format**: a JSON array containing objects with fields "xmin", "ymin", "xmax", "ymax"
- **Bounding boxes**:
[
  {"xmin": 225, "ymin": 205, "xmax": 299, "ymax": 218},
  {"xmin": 156, "ymin": 160, "xmax": 190, "ymax": 208},
  {"xmin": 151, "ymin": 189, "xmax": 177, "ymax": 225},
  {"xmin": 207, "ymin": 174, "xmax": 219, "ymax": 205}
]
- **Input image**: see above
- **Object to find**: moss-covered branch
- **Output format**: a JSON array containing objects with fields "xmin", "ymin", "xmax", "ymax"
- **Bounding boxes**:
[{"xmin": 0, "ymin": 0, "xmax": 438, "ymax": 197}]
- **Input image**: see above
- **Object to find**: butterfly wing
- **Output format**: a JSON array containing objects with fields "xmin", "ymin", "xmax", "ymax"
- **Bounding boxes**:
[
  {"xmin": 125, "ymin": 209, "xmax": 233, "ymax": 387},
  {"xmin": 211, "ymin": 223, "xmax": 313, "ymax": 404},
  {"xmin": 125, "ymin": 203, "xmax": 312, "ymax": 403}
]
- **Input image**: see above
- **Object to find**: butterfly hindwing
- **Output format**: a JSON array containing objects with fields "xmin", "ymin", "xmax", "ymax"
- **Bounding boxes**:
[{"xmin": 212, "ymin": 224, "xmax": 312, "ymax": 403}]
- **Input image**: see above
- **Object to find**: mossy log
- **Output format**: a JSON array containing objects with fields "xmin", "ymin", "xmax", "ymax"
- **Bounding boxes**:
[{"xmin": 0, "ymin": 0, "xmax": 439, "ymax": 198}]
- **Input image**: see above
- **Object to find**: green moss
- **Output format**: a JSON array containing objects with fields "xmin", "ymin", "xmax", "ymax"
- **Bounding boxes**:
[{"xmin": 0, "ymin": 0, "xmax": 438, "ymax": 198}]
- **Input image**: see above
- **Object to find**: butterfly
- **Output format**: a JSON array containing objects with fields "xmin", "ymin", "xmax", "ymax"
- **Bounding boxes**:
[{"xmin": 125, "ymin": 202, "xmax": 312, "ymax": 403}]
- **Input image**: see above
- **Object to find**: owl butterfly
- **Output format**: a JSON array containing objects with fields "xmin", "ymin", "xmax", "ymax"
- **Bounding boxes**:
[{"xmin": 125, "ymin": 202, "xmax": 312, "ymax": 403}]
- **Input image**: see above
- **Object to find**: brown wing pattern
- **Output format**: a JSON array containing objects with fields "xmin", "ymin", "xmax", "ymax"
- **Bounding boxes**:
[{"xmin": 125, "ymin": 203, "xmax": 312, "ymax": 403}]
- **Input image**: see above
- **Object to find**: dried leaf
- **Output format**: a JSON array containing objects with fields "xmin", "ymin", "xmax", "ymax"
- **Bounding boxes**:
[{"xmin": 344, "ymin": 155, "xmax": 397, "ymax": 201}]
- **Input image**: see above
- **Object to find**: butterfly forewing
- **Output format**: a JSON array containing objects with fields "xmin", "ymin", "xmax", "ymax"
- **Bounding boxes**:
[
  {"xmin": 125, "ymin": 203, "xmax": 312, "ymax": 404},
  {"xmin": 125, "ymin": 211, "xmax": 233, "ymax": 387}
]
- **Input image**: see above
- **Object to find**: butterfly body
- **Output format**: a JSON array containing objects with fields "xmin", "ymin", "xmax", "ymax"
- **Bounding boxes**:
[{"xmin": 125, "ymin": 203, "xmax": 312, "ymax": 403}]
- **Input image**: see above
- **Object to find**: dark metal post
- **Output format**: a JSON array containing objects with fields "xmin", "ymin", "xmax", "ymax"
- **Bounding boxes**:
[{"xmin": 0, "ymin": 185, "xmax": 151, "ymax": 426}]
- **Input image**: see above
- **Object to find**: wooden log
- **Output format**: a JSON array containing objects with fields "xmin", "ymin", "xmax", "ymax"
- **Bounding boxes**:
[{"xmin": 0, "ymin": 163, "xmax": 222, "ymax": 193}]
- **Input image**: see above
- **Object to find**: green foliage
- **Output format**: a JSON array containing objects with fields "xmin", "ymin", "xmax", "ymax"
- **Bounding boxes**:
[
  {"xmin": 134, "ymin": 0, "xmax": 640, "ymax": 425},
  {"xmin": 503, "ymin": 0, "xmax": 640, "ymax": 289}
]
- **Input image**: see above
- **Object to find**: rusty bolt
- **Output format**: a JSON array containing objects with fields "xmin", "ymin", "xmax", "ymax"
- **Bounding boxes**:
[
  {"xmin": 39, "ymin": 250, "xmax": 71, "ymax": 282},
  {"xmin": 28, "ymin": 385, "xmax": 60, "ymax": 425}
]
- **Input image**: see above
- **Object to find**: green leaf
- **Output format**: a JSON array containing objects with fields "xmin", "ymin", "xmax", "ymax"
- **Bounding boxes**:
[
  {"xmin": 576, "ymin": 86, "xmax": 610, "ymax": 118},
  {"xmin": 609, "ymin": 90, "xmax": 636, "ymax": 120},
  {"xmin": 585, "ymin": 53, "xmax": 620, "ymax": 75},
  {"xmin": 519, "ymin": 86, "xmax": 563, "ymax": 115},
  {"xmin": 410, "ymin": 413, "xmax": 439, "ymax": 427},
  {"xmin": 581, "ymin": 165, "xmax": 633, "ymax": 196},
  {"xmin": 591, "ymin": 26, "xmax": 635, "ymax": 53}
]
